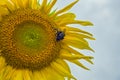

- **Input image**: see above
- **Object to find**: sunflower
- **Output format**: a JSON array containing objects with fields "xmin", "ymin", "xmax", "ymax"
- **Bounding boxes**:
[{"xmin": 0, "ymin": 0, "xmax": 95, "ymax": 80}]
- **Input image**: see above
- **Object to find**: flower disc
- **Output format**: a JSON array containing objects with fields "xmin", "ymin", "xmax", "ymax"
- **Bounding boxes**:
[{"xmin": 0, "ymin": 9, "xmax": 61, "ymax": 70}]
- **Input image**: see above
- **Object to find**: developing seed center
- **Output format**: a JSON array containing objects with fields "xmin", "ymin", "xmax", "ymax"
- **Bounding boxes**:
[
  {"xmin": 0, "ymin": 9, "xmax": 61, "ymax": 70},
  {"xmin": 14, "ymin": 21, "xmax": 47, "ymax": 51}
]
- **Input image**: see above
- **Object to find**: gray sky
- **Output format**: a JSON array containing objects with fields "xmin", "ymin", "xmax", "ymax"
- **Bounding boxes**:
[{"xmin": 56, "ymin": 0, "xmax": 120, "ymax": 80}]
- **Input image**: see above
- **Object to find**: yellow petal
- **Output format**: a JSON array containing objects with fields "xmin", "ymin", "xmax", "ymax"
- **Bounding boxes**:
[
  {"xmin": 65, "ymin": 26, "xmax": 93, "ymax": 36},
  {"xmin": 51, "ymin": 61, "xmax": 76, "ymax": 80},
  {"xmin": 44, "ymin": 66, "xmax": 65, "ymax": 80},
  {"xmin": 53, "ymin": 0, "xmax": 79, "ymax": 17},
  {"xmin": 61, "ymin": 53, "xmax": 93, "ymax": 60},
  {"xmin": 69, "ymin": 60, "xmax": 90, "ymax": 70},
  {"xmin": 63, "ymin": 38, "xmax": 94, "ymax": 52},
  {"xmin": 11, "ymin": 0, "xmax": 19, "ymax": 9},
  {"xmin": 66, "ymin": 32, "xmax": 95, "ymax": 40},
  {"xmin": 0, "ymin": 66, "xmax": 23, "ymax": 80},
  {"xmin": 65, "ymin": 36, "xmax": 89, "ymax": 45},
  {"xmin": 56, "ymin": 59, "xmax": 71, "ymax": 73},
  {"xmin": 46, "ymin": 0, "xmax": 57, "ymax": 13},
  {"xmin": 11, "ymin": 70, "xmax": 23, "ymax": 80},
  {"xmin": 33, "ymin": 71, "xmax": 43, "ymax": 80},
  {"xmin": 55, "ymin": 13, "xmax": 76, "ymax": 23},
  {"xmin": 14, "ymin": 0, "xmax": 33, "ymax": 9},
  {"xmin": 0, "ymin": 0, "xmax": 6, "ymax": 6},
  {"xmin": 26, "ymin": 0, "xmax": 34, "ymax": 9},
  {"xmin": 16, "ymin": 0, "xmax": 24, "ymax": 8},
  {"xmin": 23, "ymin": 70, "xmax": 32, "ymax": 80},
  {"xmin": 62, "ymin": 45, "xmax": 93, "ymax": 64},
  {"xmin": 48, "ymin": 8, "xmax": 57, "ymax": 16},
  {"xmin": 0, "ymin": 68, "xmax": 6, "ymax": 80},
  {"xmin": 0, "ymin": 56, "xmax": 6, "ymax": 71},
  {"xmin": 40, "ymin": 0, "xmax": 47, "ymax": 11},
  {"xmin": 25, "ymin": 0, "xmax": 39, "ymax": 9},
  {"xmin": 60, "ymin": 49, "xmax": 93, "ymax": 60},
  {"xmin": 60, "ymin": 20, "xmax": 93, "ymax": 26},
  {"xmin": 4, "ymin": 68, "xmax": 16, "ymax": 80},
  {"xmin": 11, "ymin": 0, "xmax": 29, "ymax": 9},
  {"xmin": 22, "ymin": 0, "xmax": 29, "ymax": 8},
  {"xmin": 1, "ymin": 66, "xmax": 12, "ymax": 79},
  {"xmin": 0, "ymin": 0, "xmax": 15, "ymax": 12},
  {"xmin": 40, "ymin": 71, "xmax": 48, "ymax": 80},
  {"xmin": 31, "ymin": 0, "xmax": 39, "ymax": 9}
]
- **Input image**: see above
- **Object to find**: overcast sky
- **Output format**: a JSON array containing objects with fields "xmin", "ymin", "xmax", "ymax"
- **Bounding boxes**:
[{"xmin": 56, "ymin": 0, "xmax": 120, "ymax": 80}]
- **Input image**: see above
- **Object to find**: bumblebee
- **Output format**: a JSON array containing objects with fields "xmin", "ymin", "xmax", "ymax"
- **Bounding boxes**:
[{"xmin": 56, "ymin": 29, "xmax": 65, "ymax": 41}]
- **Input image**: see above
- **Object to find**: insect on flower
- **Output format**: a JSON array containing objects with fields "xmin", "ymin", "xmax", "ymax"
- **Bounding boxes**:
[{"xmin": 56, "ymin": 29, "xmax": 65, "ymax": 41}]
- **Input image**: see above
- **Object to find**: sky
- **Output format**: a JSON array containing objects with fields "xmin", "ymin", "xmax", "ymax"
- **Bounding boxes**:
[{"xmin": 55, "ymin": 0, "xmax": 120, "ymax": 80}]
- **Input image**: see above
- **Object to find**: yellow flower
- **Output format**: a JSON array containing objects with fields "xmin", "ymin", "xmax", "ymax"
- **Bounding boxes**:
[{"xmin": 0, "ymin": 0, "xmax": 95, "ymax": 80}]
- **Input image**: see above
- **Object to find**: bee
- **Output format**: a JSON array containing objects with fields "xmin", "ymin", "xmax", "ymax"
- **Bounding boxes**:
[{"xmin": 55, "ymin": 29, "xmax": 65, "ymax": 41}]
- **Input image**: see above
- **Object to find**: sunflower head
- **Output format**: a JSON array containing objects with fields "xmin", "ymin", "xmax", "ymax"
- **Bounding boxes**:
[{"xmin": 0, "ymin": 0, "xmax": 95, "ymax": 80}]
